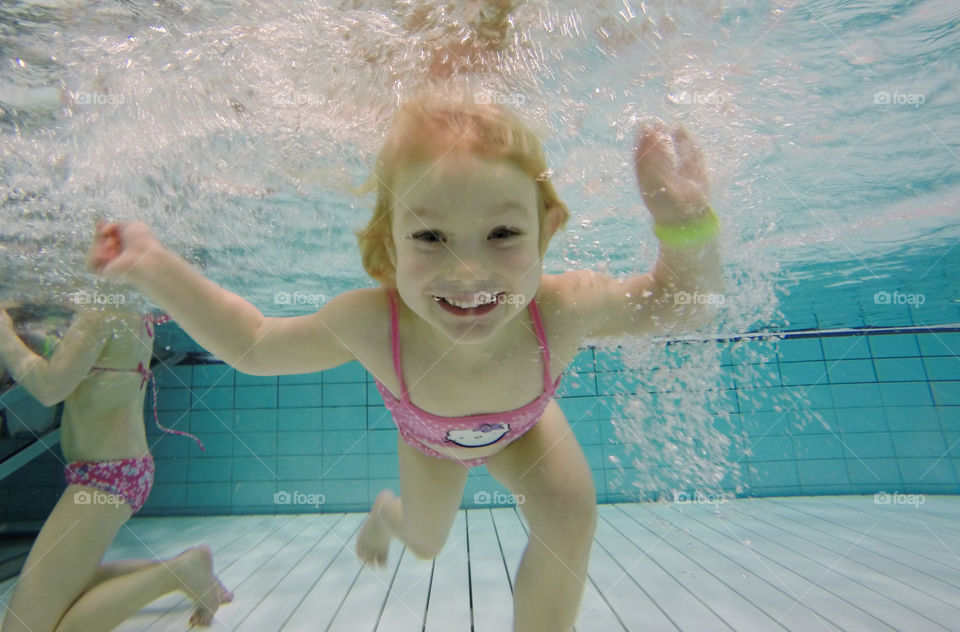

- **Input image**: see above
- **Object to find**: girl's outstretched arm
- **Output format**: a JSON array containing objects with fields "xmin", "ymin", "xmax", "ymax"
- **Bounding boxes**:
[
  {"xmin": 87, "ymin": 221, "xmax": 359, "ymax": 375},
  {"xmin": 558, "ymin": 121, "xmax": 723, "ymax": 339},
  {"xmin": 0, "ymin": 308, "xmax": 109, "ymax": 406}
]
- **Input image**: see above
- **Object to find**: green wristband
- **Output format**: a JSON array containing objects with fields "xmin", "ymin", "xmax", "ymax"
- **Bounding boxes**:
[
  {"xmin": 42, "ymin": 335, "xmax": 58, "ymax": 359},
  {"xmin": 653, "ymin": 207, "xmax": 720, "ymax": 248}
]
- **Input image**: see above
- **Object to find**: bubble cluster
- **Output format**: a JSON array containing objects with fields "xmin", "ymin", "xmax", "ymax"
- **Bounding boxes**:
[{"xmin": 2, "ymin": 1, "xmax": 954, "ymax": 501}]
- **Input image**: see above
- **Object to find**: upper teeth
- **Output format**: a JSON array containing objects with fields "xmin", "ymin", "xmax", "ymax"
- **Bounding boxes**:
[{"xmin": 436, "ymin": 293, "xmax": 500, "ymax": 309}]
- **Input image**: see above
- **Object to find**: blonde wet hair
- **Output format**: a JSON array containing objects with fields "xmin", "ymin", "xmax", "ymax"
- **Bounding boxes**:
[{"xmin": 355, "ymin": 93, "xmax": 570, "ymax": 286}]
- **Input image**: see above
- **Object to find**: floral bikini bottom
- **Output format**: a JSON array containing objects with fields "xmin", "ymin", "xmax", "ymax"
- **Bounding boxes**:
[{"xmin": 64, "ymin": 454, "xmax": 155, "ymax": 514}]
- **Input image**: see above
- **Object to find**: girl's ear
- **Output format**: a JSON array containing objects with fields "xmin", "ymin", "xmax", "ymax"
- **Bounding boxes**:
[{"xmin": 542, "ymin": 204, "xmax": 564, "ymax": 242}]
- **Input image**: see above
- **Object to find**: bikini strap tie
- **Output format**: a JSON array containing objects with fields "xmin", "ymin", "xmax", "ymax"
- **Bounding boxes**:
[
  {"xmin": 138, "ymin": 360, "xmax": 206, "ymax": 451},
  {"xmin": 143, "ymin": 313, "xmax": 171, "ymax": 338}
]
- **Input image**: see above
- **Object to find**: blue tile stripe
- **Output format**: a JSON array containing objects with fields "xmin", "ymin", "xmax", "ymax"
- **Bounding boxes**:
[{"xmin": 2, "ymin": 327, "xmax": 958, "ymax": 520}]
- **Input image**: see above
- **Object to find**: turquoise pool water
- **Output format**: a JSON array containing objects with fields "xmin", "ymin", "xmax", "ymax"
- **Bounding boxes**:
[{"xmin": 0, "ymin": 0, "xmax": 958, "ymax": 518}]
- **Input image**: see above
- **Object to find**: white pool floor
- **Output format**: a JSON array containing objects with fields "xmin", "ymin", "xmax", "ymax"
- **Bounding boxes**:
[{"xmin": 1, "ymin": 495, "xmax": 958, "ymax": 631}]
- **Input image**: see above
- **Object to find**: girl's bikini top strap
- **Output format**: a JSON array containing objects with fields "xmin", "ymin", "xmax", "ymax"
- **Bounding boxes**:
[
  {"xmin": 525, "ymin": 294, "xmax": 553, "ymax": 389},
  {"xmin": 384, "ymin": 288, "xmax": 407, "ymax": 400},
  {"xmin": 88, "ymin": 313, "xmax": 204, "ymax": 451},
  {"xmin": 138, "ymin": 362, "xmax": 206, "ymax": 451}
]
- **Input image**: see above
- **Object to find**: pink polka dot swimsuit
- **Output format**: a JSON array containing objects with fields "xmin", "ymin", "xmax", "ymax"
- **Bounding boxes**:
[{"xmin": 373, "ymin": 288, "xmax": 562, "ymax": 468}]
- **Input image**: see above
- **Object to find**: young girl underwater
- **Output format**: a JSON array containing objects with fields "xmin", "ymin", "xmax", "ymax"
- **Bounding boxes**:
[
  {"xmin": 0, "ymin": 303, "xmax": 232, "ymax": 631},
  {"xmin": 87, "ymin": 93, "xmax": 722, "ymax": 631}
]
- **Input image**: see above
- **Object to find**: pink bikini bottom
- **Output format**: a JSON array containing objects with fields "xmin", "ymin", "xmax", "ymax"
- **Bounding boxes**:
[
  {"xmin": 64, "ymin": 454, "xmax": 154, "ymax": 514},
  {"xmin": 406, "ymin": 435, "xmax": 490, "ymax": 469}
]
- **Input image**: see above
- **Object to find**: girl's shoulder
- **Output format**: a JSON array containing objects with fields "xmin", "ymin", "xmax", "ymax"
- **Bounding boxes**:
[
  {"xmin": 318, "ymin": 286, "xmax": 389, "ymax": 316},
  {"xmin": 336, "ymin": 286, "xmax": 391, "ymax": 319},
  {"xmin": 535, "ymin": 273, "xmax": 598, "ymax": 364},
  {"xmin": 321, "ymin": 286, "xmax": 392, "ymax": 354}
]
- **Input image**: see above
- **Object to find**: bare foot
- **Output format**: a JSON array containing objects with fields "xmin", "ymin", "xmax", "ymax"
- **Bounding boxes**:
[
  {"xmin": 171, "ymin": 545, "xmax": 222, "ymax": 627},
  {"xmin": 356, "ymin": 489, "xmax": 395, "ymax": 567},
  {"xmin": 216, "ymin": 577, "xmax": 234, "ymax": 604}
]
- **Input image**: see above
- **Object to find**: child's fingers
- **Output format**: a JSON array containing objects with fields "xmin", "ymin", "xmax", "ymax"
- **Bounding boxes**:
[
  {"xmin": 86, "ymin": 237, "xmax": 107, "ymax": 272},
  {"xmin": 87, "ymin": 221, "xmax": 121, "ymax": 273},
  {"xmin": 92, "ymin": 219, "xmax": 118, "ymax": 246},
  {"xmin": 634, "ymin": 120, "xmax": 669, "ymax": 165},
  {"xmin": 671, "ymin": 125, "xmax": 707, "ymax": 185},
  {"xmin": 85, "ymin": 245, "xmax": 102, "ymax": 272},
  {"xmin": 634, "ymin": 122, "xmax": 675, "ymax": 192}
]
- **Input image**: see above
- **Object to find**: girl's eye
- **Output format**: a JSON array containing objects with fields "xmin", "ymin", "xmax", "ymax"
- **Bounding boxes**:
[
  {"xmin": 489, "ymin": 226, "xmax": 521, "ymax": 240},
  {"xmin": 412, "ymin": 230, "xmax": 444, "ymax": 243}
]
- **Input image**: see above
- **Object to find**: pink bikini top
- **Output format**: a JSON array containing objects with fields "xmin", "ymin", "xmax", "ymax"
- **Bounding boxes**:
[
  {"xmin": 373, "ymin": 288, "xmax": 562, "ymax": 451},
  {"xmin": 90, "ymin": 314, "xmax": 205, "ymax": 451}
]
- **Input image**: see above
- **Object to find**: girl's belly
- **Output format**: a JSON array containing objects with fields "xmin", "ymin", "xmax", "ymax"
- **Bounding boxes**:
[{"xmin": 60, "ymin": 407, "xmax": 148, "ymax": 463}]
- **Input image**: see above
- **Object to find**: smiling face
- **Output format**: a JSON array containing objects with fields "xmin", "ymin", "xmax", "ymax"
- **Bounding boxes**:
[
  {"xmin": 389, "ymin": 155, "xmax": 544, "ymax": 344},
  {"xmin": 356, "ymin": 94, "xmax": 571, "ymax": 287}
]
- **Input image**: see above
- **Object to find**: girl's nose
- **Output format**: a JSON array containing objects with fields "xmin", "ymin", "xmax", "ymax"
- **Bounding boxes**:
[{"xmin": 444, "ymin": 248, "xmax": 490, "ymax": 283}]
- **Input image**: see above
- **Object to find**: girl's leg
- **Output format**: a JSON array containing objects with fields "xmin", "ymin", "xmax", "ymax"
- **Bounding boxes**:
[
  {"xmin": 1, "ymin": 485, "xmax": 230, "ymax": 632},
  {"xmin": 56, "ymin": 545, "xmax": 230, "ymax": 631},
  {"xmin": 484, "ymin": 401, "xmax": 598, "ymax": 632},
  {"xmin": 357, "ymin": 438, "xmax": 469, "ymax": 565},
  {"xmin": 83, "ymin": 556, "xmax": 233, "ymax": 605},
  {"xmin": 2, "ymin": 484, "xmax": 131, "ymax": 632}
]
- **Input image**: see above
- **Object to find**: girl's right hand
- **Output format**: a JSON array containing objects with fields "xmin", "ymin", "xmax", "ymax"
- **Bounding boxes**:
[{"xmin": 86, "ymin": 221, "xmax": 159, "ymax": 280}]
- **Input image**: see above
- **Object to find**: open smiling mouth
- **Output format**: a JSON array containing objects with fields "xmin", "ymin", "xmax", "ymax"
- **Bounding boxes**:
[{"xmin": 433, "ymin": 292, "xmax": 506, "ymax": 316}]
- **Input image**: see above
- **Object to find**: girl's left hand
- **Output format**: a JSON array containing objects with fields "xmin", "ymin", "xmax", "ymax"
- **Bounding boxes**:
[{"xmin": 634, "ymin": 121, "xmax": 711, "ymax": 224}]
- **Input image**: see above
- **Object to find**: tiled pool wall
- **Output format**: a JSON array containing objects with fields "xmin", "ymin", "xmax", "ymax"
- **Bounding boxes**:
[{"xmin": 2, "ymin": 327, "xmax": 958, "ymax": 520}]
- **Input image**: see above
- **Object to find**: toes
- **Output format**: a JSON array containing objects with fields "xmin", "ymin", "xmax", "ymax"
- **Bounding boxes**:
[
  {"xmin": 216, "ymin": 579, "xmax": 234, "ymax": 603},
  {"xmin": 190, "ymin": 609, "xmax": 215, "ymax": 627},
  {"xmin": 357, "ymin": 543, "xmax": 386, "ymax": 568},
  {"xmin": 357, "ymin": 545, "xmax": 372, "ymax": 566}
]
